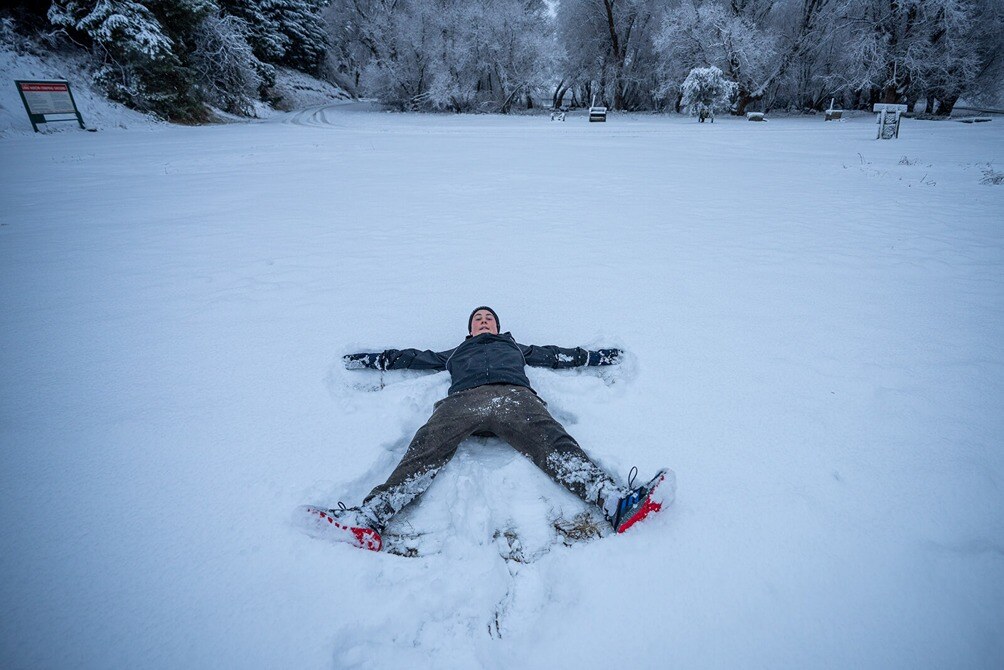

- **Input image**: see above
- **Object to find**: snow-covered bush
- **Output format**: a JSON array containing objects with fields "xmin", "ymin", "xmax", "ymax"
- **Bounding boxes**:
[{"xmin": 680, "ymin": 66, "xmax": 737, "ymax": 117}]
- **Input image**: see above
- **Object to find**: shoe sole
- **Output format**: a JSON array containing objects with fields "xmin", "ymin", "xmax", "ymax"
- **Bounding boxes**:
[
  {"xmin": 616, "ymin": 469, "xmax": 673, "ymax": 534},
  {"xmin": 301, "ymin": 505, "xmax": 383, "ymax": 552}
]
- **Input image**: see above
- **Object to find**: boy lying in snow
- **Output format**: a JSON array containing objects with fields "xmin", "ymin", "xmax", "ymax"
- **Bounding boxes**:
[{"xmin": 304, "ymin": 307, "xmax": 668, "ymax": 551}]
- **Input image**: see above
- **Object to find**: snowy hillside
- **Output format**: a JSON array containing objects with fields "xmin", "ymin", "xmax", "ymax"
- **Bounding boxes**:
[
  {"xmin": 1, "ymin": 107, "xmax": 1002, "ymax": 669},
  {"xmin": 0, "ymin": 40, "xmax": 159, "ymax": 136},
  {"xmin": 0, "ymin": 41, "xmax": 350, "ymax": 136}
]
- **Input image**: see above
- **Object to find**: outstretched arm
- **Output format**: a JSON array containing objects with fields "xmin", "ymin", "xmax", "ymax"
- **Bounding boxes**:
[
  {"xmin": 343, "ymin": 348, "xmax": 453, "ymax": 371},
  {"xmin": 519, "ymin": 344, "xmax": 623, "ymax": 369}
]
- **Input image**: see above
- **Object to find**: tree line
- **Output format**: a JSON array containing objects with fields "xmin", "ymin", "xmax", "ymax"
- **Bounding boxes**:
[{"xmin": 5, "ymin": 0, "xmax": 1002, "ymax": 121}]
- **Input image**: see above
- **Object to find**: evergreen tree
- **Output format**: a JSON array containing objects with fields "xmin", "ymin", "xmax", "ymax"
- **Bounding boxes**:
[
  {"xmin": 217, "ymin": 0, "xmax": 287, "ymax": 64},
  {"xmin": 216, "ymin": 0, "xmax": 331, "ymax": 78},
  {"xmin": 272, "ymin": 0, "xmax": 328, "ymax": 74},
  {"xmin": 48, "ymin": 0, "xmax": 208, "ymax": 121}
]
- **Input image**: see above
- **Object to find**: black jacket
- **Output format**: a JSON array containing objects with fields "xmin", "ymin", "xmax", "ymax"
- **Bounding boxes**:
[{"xmin": 379, "ymin": 332, "xmax": 595, "ymax": 396}]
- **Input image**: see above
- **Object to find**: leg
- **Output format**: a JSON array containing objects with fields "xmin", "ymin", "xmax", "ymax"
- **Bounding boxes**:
[
  {"xmin": 488, "ymin": 386, "xmax": 623, "ymax": 517},
  {"xmin": 361, "ymin": 388, "xmax": 489, "ymax": 527}
]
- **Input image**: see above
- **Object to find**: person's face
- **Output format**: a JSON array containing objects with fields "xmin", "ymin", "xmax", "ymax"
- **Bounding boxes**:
[{"xmin": 470, "ymin": 309, "xmax": 499, "ymax": 336}]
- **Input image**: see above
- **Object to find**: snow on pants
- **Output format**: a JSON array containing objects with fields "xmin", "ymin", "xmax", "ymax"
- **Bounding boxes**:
[{"xmin": 362, "ymin": 383, "xmax": 619, "ymax": 527}]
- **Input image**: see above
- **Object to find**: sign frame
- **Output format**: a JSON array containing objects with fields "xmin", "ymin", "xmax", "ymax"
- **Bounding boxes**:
[
  {"xmin": 872, "ymin": 103, "xmax": 909, "ymax": 114},
  {"xmin": 873, "ymin": 103, "xmax": 907, "ymax": 140},
  {"xmin": 14, "ymin": 79, "xmax": 86, "ymax": 133}
]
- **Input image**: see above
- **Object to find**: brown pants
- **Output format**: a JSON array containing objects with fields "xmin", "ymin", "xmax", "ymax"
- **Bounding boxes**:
[{"xmin": 362, "ymin": 384, "xmax": 620, "ymax": 527}]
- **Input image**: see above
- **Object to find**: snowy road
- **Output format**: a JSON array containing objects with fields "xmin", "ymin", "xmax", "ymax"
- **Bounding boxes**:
[{"xmin": 1, "ymin": 107, "xmax": 1003, "ymax": 669}]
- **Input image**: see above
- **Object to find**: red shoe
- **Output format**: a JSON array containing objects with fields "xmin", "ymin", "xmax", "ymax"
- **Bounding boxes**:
[
  {"xmin": 301, "ymin": 504, "xmax": 383, "ymax": 551},
  {"xmin": 612, "ymin": 468, "xmax": 673, "ymax": 534}
]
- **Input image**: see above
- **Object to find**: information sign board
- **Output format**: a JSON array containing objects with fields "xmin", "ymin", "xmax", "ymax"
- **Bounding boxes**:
[{"xmin": 15, "ymin": 80, "xmax": 86, "ymax": 132}]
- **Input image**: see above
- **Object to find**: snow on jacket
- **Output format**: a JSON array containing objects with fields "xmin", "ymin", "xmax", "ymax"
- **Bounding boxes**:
[{"xmin": 374, "ymin": 332, "xmax": 597, "ymax": 396}]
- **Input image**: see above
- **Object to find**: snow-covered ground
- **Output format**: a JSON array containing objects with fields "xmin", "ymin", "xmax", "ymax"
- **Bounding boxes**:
[{"xmin": 1, "ymin": 107, "xmax": 1002, "ymax": 669}]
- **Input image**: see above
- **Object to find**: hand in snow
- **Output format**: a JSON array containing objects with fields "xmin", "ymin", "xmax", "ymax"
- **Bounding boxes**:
[
  {"xmin": 343, "ymin": 353, "xmax": 386, "ymax": 370},
  {"xmin": 587, "ymin": 349, "xmax": 622, "ymax": 366}
]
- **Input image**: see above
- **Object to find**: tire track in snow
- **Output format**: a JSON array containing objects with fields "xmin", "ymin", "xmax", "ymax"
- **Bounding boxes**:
[
  {"xmin": 273, "ymin": 101, "xmax": 385, "ymax": 129},
  {"xmin": 277, "ymin": 104, "xmax": 346, "ymax": 129}
]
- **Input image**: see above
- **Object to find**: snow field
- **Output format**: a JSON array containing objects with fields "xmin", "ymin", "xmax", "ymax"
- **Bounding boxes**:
[{"xmin": 1, "ymin": 108, "xmax": 1003, "ymax": 669}]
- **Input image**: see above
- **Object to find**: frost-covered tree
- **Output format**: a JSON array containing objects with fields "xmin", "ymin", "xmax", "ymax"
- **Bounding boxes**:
[
  {"xmin": 774, "ymin": 0, "xmax": 848, "ymax": 111},
  {"xmin": 653, "ymin": 1, "xmax": 776, "ymax": 114},
  {"xmin": 555, "ymin": 0, "xmax": 664, "ymax": 110},
  {"xmin": 323, "ymin": 0, "xmax": 406, "ymax": 98},
  {"xmin": 964, "ymin": 0, "xmax": 1004, "ymax": 108},
  {"xmin": 679, "ymin": 65, "xmax": 737, "ymax": 117},
  {"xmin": 750, "ymin": 0, "xmax": 843, "ymax": 111},
  {"xmin": 829, "ymin": 0, "xmax": 985, "ymax": 112},
  {"xmin": 478, "ymin": 0, "xmax": 555, "ymax": 113},
  {"xmin": 319, "ymin": 0, "xmax": 366, "ymax": 94},
  {"xmin": 422, "ymin": 0, "xmax": 553, "ymax": 112},
  {"xmin": 326, "ymin": 0, "xmax": 553, "ymax": 113},
  {"xmin": 189, "ymin": 11, "xmax": 263, "ymax": 114},
  {"xmin": 349, "ymin": 0, "xmax": 436, "ymax": 109},
  {"xmin": 910, "ymin": 0, "xmax": 985, "ymax": 113}
]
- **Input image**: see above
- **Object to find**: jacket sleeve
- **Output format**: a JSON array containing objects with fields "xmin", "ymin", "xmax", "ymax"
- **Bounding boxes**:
[
  {"xmin": 381, "ymin": 348, "xmax": 453, "ymax": 371},
  {"xmin": 518, "ymin": 344, "xmax": 590, "ymax": 369},
  {"xmin": 344, "ymin": 348, "xmax": 453, "ymax": 370}
]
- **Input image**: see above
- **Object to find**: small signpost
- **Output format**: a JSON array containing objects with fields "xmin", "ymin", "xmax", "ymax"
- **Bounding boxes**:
[
  {"xmin": 874, "ymin": 103, "xmax": 907, "ymax": 139},
  {"xmin": 15, "ymin": 80, "xmax": 86, "ymax": 132},
  {"xmin": 824, "ymin": 98, "xmax": 843, "ymax": 121},
  {"xmin": 588, "ymin": 105, "xmax": 607, "ymax": 122},
  {"xmin": 588, "ymin": 95, "xmax": 607, "ymax": 122}
]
